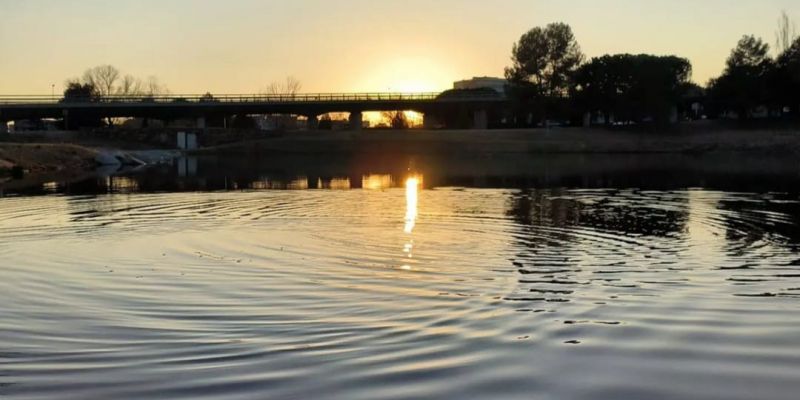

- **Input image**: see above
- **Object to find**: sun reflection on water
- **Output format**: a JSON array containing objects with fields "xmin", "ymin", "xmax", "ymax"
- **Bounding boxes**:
[
  {"xmin": 363, "ymin": 174, "xmax": 394, "ymax": 190},
  {"xmin": 404, "ymin": 176, "xmax": 419, "ymax": 234},
  {"xmin": 401, "ymin": 176, "xmax": 421, "ymax": 270}
]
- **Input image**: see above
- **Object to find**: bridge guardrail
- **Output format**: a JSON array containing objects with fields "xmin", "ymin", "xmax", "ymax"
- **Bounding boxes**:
[{"xmin": 0, "ymin": 92, "xmax": 504, "ymax": 105}]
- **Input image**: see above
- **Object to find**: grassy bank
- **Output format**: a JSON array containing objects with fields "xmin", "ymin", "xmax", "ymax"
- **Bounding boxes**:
[{"xmin": 193, "ymin": 126, "xmax": 800, "ymax": 156}]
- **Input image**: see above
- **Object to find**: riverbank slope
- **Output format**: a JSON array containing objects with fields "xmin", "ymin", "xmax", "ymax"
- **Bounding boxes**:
[
  {"xmin": 195, "ymin": 126, "xmax": 800, "ymax": 155},
  {"xmin": 0, "ymin": 143, "xmax": 98, "ymax": 188}
]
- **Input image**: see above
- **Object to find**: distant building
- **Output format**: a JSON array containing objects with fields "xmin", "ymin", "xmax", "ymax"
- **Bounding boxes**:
[{"xmin": 453, "ymin": 77, "xmax": 507, "ymax": 94}]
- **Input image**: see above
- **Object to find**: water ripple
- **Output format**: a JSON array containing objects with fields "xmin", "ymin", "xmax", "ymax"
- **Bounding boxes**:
[{"xmin": 1, "ymin": 188, "xmax": 800, "ymax": 399}]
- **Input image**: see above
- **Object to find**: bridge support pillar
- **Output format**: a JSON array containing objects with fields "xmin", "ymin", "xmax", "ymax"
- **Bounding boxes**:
[
  {"xmin": 196, "ymin": 117, "xmax": 206, "ymax": 129},
  {"xmin": 423, "ymin": 114, "xmax": 441, "ymax": 130},
  {"xmin": 306, "ymin": 115, "xmax": 319, "ymax": 130},
  {"xmin": 583, "ymin": 112, "xmax": 592, "ymax": 128},
  {"xmin": 62, "ymin": 109, "xmax": 71, "ymax": 131},
  {"xmin": 472, "ymin": 109, "xmax": 488, "ymax": 130},
  {"xmin": 349, "ymin": 112, "xmax": 363, "ymax": 131},
  {"xmin": 669, "ymin": 106, "xmax": 679, "ymax": 124}
]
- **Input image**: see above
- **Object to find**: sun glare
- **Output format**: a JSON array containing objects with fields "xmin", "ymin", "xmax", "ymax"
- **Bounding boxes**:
[
  {"xmin": 357, "ymin": 57, "xmax": 453, "ymax": 94},
  {"xmin": 391, "ymin": 80, "xmax": 437, "ymax": 93}
]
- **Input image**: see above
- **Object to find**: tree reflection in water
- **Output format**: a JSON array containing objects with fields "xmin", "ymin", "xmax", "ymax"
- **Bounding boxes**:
[{"xmin": 504, "ymin": 189, "xmax": 690, "ymax": 305}]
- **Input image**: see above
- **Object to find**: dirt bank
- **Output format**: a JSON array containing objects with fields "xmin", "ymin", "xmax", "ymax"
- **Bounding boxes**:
[{"xmin": 0, "ymin": 143, "xmax": 99, "ymax": 188}]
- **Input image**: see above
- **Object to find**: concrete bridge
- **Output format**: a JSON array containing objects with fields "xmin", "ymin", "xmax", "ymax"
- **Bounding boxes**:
[{"xmin": 0, "ymin": 92, "xmax": 506, "ymax": 131}]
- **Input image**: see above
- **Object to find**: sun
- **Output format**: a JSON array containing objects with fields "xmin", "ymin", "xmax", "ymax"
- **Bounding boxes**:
[
  {"xmin": 390, "ymin": 79, "xmax": 438, "ymax": 93},
  {"xmin": 357, "ymin": 57, "xmax": 453, "ymax": 93}
]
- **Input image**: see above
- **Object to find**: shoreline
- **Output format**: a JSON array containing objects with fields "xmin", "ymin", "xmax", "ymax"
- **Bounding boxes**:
[
  {"xmin": 0, "ymin": 143, "xmax": 100, "ymax": 190},
  {"xmin": 3, "ymin": 125, "xmax": 800, "ymax": 189},
  {"xmin": 0, "ymin": 143, "xmax": 98, "ymax": 176},
  {"xmin": 0, "ymin": 143, "xmax": 177, "ymax": 190}
]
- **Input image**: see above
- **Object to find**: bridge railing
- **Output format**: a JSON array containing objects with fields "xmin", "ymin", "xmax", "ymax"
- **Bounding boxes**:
[{"xmin": 0, "ymin": 92, "xmax": 503, "ymax": 105}]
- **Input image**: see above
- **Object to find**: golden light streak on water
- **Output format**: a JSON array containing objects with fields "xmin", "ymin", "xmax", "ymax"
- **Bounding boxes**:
[
  {"xmin": 404, "ymin": 176, "xmax": 419, "ymax": 234},
  {"xmin": 401, "ymin": 176, "xmax": 420, "ymax": 271}
]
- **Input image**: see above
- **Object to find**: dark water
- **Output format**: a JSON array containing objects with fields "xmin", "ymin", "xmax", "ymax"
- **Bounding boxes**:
[{"xmin": 2, "ymin": 154, "xmax": 800, "ymax": 399}]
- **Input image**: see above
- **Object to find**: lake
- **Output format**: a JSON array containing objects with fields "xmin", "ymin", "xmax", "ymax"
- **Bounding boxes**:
[{"xmin": 2, "ymin": 153, "xmax": 800, "ymax": 399}]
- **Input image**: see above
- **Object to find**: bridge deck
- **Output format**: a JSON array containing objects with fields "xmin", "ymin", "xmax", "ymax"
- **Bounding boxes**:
[
  {"xmin": 0, "ymin": 92, "xmax": 505, "ymax": 124},
  {"xmin": 0, "ymin": 92, "xmax": 502, "ymax": 105}
]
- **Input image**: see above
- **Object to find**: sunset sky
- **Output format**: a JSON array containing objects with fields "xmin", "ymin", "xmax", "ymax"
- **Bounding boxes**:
[{"xmin": 0, "ymin": 0, "xmax": 797, "ymax": 94}]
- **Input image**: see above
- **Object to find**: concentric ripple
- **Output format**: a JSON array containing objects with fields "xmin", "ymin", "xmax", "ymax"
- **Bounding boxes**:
[{"xmin": 1, "ymin": 188, "xmax": 800, "ymax": 399}]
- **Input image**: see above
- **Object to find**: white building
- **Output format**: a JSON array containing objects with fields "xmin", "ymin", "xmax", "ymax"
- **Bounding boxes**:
[{"xmin": 453, "ymin": 77, "xmax": 507, "ymax": 94}]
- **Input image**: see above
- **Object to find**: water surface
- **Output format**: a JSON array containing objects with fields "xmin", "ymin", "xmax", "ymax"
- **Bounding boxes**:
[{"xmin": 2, "ymin": 155, "xmax": 800, "ymax": 399}]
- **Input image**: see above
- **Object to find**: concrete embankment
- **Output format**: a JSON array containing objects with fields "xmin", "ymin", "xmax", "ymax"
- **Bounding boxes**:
[{"xmin": 93, "ymin": 149, "xmax": 181, "ymax": 167}]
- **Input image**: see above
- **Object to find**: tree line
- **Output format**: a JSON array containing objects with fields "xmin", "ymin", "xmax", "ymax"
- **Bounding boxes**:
[
  {"xmin": 63, "ymin": 65, "xmax": 169, "ymax": 102},
  {"xmin": 505, "ymin": 11, "xmax": 800, "ymax": 127},
  {"xmin": 707, "ymin": 30, "xmax": 800, "ymax": 119}
]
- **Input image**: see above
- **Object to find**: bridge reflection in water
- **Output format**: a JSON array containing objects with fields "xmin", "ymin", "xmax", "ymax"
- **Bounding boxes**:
[{"xmin": 12, "ymin": 151, "xmax": 800, "ymax": 198}]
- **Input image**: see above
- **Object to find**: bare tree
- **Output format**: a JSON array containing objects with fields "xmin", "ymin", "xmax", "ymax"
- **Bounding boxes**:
[
  {"xmin": 117, "ymin": 74, "xmax": 143, "ymax": 96},
  {"xmin": 776, "ymin": 10, "xmax": 798, "ymax": 55},
  {"xmin": 265, "ymin": 82, "xmax": 281, "ymax": 95},
  {"xmin": 70, "ymin": 65, "xmax": 170, "ymax": 125},
  {"xmin": 285, "ymin": 76, "xmax": 301, "ymax": 96},
  {"xmin": 143, "ymin": 76, "xmax": 169, "ymax": 96},
  {"xmin": 82, "ymin": 65, "xmax": 121, "ymax": 97},
  {"xmin": 77, "ymin": 65, "xmax": 169, "ymax": 98},
  {"xmin": 265, "ymin": 76, "xmax": 302, "ymax": 96}
]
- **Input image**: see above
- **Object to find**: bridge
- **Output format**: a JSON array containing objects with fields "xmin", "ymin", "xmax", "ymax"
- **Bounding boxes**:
[{"xmin": 0, "ymin": 91, "xmax": 506, "ymax": 131}]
